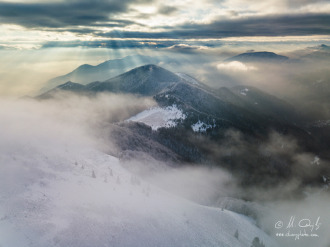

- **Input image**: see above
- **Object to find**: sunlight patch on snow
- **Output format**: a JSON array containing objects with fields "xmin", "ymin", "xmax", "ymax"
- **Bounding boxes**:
[{"xmin": 127, "ymin": 105, "xmax": 186, "ymax": 130}]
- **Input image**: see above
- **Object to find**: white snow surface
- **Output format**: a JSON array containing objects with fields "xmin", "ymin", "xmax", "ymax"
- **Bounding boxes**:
[
  {"xmin": 0, "ymin": 146, "xmax": 279, "ymax": 247},
  {"xmin": 240, "ymin": 88, "xmax": 249, "ymax": 96},
  {"xmin": 127, "ymin": 104, "xmax": 186, "ymax": 130},
  {"xmin": 0, "ymin": 100, "xmax": 278, "ymax": 247},
  {"xmin": 192, "ymin": 120, "xmax": 216, "ymax": 132},
  {"xmin": 0, "ymin": 133, "xmax": 279, "ymax": 247},
  {"xmin": 311, "ymin": 156, "xmax": 321, "ymax": 165}
]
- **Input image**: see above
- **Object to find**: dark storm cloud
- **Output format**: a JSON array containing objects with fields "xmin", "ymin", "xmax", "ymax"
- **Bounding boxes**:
[
  {"xmin": 208, "ymin": 0, "xmax": 328, "ymax": 8},
  {"xmin": 158, "ymin": 5, "xmax": 178, "ymax": 15},
  {"xmin": 284, "ymin": 0, "xmax": 328, "ymax": 7},
  {"xmin": 0, "ymin": 0, "xmax": 150, "ymax": 28},
  {"xmin": 189, "ymin": 13, "xmax": 330, "ymax": 37},
  {"xmin": 0, "ymin": 0, "xmax": 328, "ymax": 39},
  {"xmin": 166, "ymin": 44, "xmax": 212, "ymax": 53},
  {"xmin": 40, "ymin": 39, "xmax": 178, "ymax": 49},
  {"xmin": 98, "ymin": 13, "xmax": 330, "ymax": 39}
]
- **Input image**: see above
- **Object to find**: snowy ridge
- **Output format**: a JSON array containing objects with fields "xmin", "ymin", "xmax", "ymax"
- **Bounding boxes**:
[
  {"xmin": 127, "ymin": 104, "xmax": 186, "ymax": 130},
  {"xmin": 175, "ymin": 72, "xmax": 200, "ymax": 85}
]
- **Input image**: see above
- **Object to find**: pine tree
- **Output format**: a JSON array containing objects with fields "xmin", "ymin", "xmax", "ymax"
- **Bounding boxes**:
[
  {"xmin": 92, "ymin": 170, "xmax": 96, "ymax": 178},
  {"xmin": 251, "ymin": 237, "xmax": 265, "ymax": 247},
  {"xmin": 234, "ymin": 229, "xmax": 239, "ymax": 239}
]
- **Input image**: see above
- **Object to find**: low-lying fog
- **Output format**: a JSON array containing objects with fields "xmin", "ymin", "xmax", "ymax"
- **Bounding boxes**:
[
  {"xmin": 1, "ymin": 43, "xmax": 330, "ymax": 246},
  {"xmin": 1, "ymin": 89, "xmax": 329, "ymax": 246}
]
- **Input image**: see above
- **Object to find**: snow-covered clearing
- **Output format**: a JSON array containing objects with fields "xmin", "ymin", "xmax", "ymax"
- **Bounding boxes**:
[{"xmin": 127, "ymin": 105, "xmax": 186, "ymax": 130}]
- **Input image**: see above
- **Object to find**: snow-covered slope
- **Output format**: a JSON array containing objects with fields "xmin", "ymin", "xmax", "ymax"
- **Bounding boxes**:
[
  {"xmin": 127, "ymin": 104, "xmax": 186, "ymax": 130},
  {"xmin": 0, "ymin": 147, "xmax": 278, "ymax": 247},
  {"xmin": 0, "ymin": 99, "xmax": 278, "ymax": 247}
]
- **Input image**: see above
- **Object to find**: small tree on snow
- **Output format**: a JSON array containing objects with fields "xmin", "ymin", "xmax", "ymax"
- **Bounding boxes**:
[
  {"xmin": 251, "ymin": 237, "xmax": 265, "ymax": 247},
  {"xmin": 234, "ymin": 229, "xmax": 239, "ymax": 239},
  {"xmin": 92, "ymin": 170, "xmax": 96, "ymax": 178}
]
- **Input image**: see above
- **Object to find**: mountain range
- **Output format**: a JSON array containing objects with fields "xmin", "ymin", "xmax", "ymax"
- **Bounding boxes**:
[
  {"xmin": 37, "ymin": 63, "xmax": 330, "ymax": 195},
  {"xmin": 39, "ymin": 64, "xmax": 303, "ymax": 130},
  {"xmin": 39, "ymin": 55, "xmax": 178, "ymax": 93},
  {"xmin": 41, "ymin": 51, "xmax": 291, "ymax": 94}
]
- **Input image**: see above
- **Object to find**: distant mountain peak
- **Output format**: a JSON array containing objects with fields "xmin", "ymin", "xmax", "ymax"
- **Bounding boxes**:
[
  {"xmin": 57, "ymin": 81, "xmax": 84, "ymax": 89},
  {"xmin": 225, "ymin": 51, "xmax": 289, "ymax": 63},
  {"xmin": 317, "ymin": 44, "xmax": 330, "ymax": 50},
  {"xmin": 75, "ymin": 64, "xmax": 94, "ymax": 70},
  {"xmin": 39, "ymin": 55, "xmax": 175, "ymax": 94},
  {"xmin": 39, "ymin": 63, "xmax": 212, "ymax": 101},
  {"xmin": 119, "ymin": 63, "xmax": 170, "ymax": 75},
  {"xmin": 93, "ymin": 64, "xmax": 184, "ymax": 96},
  {"xmin": 175, "ymin": 73, "xmax": 200, "ymax": 85},
  {"xmin": 59, "ymin": 81, "xmax": 75, "ymax": 86},
  {"xmin": 134, "ymin": 64, "xmax": 161, "ymax": 71}
]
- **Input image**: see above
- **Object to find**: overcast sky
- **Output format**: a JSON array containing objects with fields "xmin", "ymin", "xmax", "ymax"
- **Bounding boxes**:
[{"xmin": 0, "ymin": 0, "xmax": 329, "ymax": 49}]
